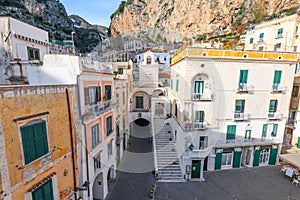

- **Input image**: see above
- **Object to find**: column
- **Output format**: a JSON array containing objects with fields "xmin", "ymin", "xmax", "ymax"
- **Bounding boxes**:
[{"xmin": 200, "ymin": 159, "xmax": 205, "ymax": 181}]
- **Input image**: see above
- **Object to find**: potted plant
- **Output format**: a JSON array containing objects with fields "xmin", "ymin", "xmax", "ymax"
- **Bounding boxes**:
[{"xmin": 149, "ymin": 184, "xmax": 155, "ymax": 198}]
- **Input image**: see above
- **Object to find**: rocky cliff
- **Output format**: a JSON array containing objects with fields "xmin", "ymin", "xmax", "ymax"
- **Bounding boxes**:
[
  {"xmin": 0, "ymin": 0, "xmax": 107, "ymax": 53},
  {"xmin": 110, "ymin": 0, "xmax": 299, "ymax": 42}
]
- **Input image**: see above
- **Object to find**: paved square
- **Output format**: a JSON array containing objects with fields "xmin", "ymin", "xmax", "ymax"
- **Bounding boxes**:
[{"xmin": 155, "ymin": 166, "xmax": 300, "ymax": 200}]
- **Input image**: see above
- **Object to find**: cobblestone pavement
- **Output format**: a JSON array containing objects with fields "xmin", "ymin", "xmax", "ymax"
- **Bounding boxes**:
[
  {"xmin": 105, "ymin": 123, "xmax": 155, "ymax": 200},
  {"xmin": 155, "ymin": 166, "xmax": 300, "ymax": 200}
]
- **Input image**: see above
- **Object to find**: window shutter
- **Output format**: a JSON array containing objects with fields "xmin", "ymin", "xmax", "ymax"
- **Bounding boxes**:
[
  {"xmin": 239, "ymin": 70, "xmax": 248, "ymax": 84},
  {"xmin": 272, "ymin": 124, "xmax": 278, "ymax": 137},
  {"xmin": 215, "ymin": 152, "xmax": 222, "ymax": 170},
  {"xmin": 21, "ymin": 125, "xmax": 37, "ymax": 164},
  {"xmin": 268, "ymin": 148, "xmax": 278, "ymax": 165},
  {"xmin": 176, "ymin": 79, "xmax": 179, "ymax": 91},
  {"xmin": 105, "ymin": 85, "xmax": 111, "ymax": 100},
  {"xmin": 84, "ymin": 88, "xmax": 89, "ymax": 105},
  {"xmin": 96, "ymin": 86, "xmax": 101, "ymax": 102},
  {"xmin": 269, "ymin": 100, "xmax": 278, "ymax": 112},
  {"xmin": 253, "ymin": 149, "xmax": 260, "ymax": 167},
  {"xmin": 273, "ymin": 71, "xmax": 282, "ymax": 84},
  {"xmin": 262, "ymin": 124, "xmax": 267, "ymax": 138},
  {"xmin": 43, "ymin": 179, "xmax": 54, "ymax": 200},
  {"xmin": 226, "ymin": 125, "xmax": 236, "ymax": 140},
  {"xmin": 233, "ymin": 151, "xmax": 242, "ymax": 168},
  {"xmin": 34, "ymin": 121, "xmax": 48, "ymax": 158}
]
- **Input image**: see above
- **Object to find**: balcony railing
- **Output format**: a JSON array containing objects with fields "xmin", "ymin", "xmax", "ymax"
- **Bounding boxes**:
[
  {"xmin": 234, "ymin": 113, "xmax": 249, "ymax": 121},
  {"xmin": 272, "ymin": 84, "xmax": 286, "ymax": 92},
  {"xmin": 83, "ymin": 100, "xmax": 116, "ymax": 121},
  {"xmin": 191, "ymin": 92, "xmax": 212, "ymax": 101},
  {"xmin": 268, "ymin": 112, "xmax": 282, "ymax": 120},
  {"xmin": 287, "ymin": 118, "xmax": 297, "ymax": 126},
  {"xmin": 184, "ymin": 121, "xmax": 208, "ymax": 131},
  {"xmin": 238, "ymin": 83, "xmax": 254, "ymax": 92},
  {"xmin": 216, "ymin": 137, "xmax": 282, "ymax": 147}
]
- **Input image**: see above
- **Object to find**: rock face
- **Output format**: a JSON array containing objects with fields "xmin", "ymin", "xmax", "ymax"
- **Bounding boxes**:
[
  {"xmin": 110, "ymin": 0, "xmax": 299, "ymax": 42},
  {"xmin": 0, "ymin": 0, "xmax": 107, "ymax": 53}
]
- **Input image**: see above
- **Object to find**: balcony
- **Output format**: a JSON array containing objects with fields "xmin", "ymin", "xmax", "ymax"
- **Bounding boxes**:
[
  {"xmin": 267, "ymin": 112, "xmax": 282, "ymax": 120},
  {"xmin": 287, "ymin": 118, "xmax": 297, "ymax": 127},
  {"xmin": 82, "ymin": 100, "xmax": 116, "ymax": 122},
  {"xmin": 191, "ymin": 92, "xmax": 212, "ymax": 101},
  {"xmin": 234, "ymin": 113, "xmax": 249, "ymax": 121},
  {"xmin": 237, "ymin": 83, "xmax": 254, "ymax": 93},
  {"xmin": 216, "ymin": 137, "xmax": 282, "ymax": 148},
  {"xmin": 184, "ymin": 121, "xmax": 208, "ymax": 131},
  {"xmin": 272, "ymin": 84, "xmax": 286, "ymax": 92}
]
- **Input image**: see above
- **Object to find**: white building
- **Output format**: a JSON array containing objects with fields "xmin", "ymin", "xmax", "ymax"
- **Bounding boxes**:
[
  {"xmin": 165, "ymin": 46, "xmax": 298, "ymax": 181},
  {"xmin": 244, "ymin": 14, "xmax": 300, "ymax": 52},
  {"xmin": 0, "ymin": 17, "xmax": 49, "ymax": 84}
]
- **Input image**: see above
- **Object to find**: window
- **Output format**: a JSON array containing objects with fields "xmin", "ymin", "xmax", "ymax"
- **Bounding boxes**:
[
  {"xmin": 258, "ymin": 46, "xmax": 264, "ymax": 51},
  {"xmin": 106, "ymin": 116, "xmax": 113, "ymax": 137},
  {"xmin": 195, "ymin": 111, "xmax": 204, "ymax": 122},
  {"xmin": 249, "ymin": 38, "xmax": 254, "ymax": 44},
  {"xmin": 269, "ymin": 100, "xmax": 278, "ymax": 112},
  {"xmin": 274, "ymin": 43, "xmax": 281, "ymax": 50},
  {"xmin": 176, "ymin": 79, "xmax": 179, "ymax": 92},
  {"xmin": 226, "ymin": 125, "xmax": 236, "ymax": 141},
  {"xmin": 21, "ymin": 121, "xmax": 49, "ymax": 164},
  {"xmin": 296, "ymin": 63, "xmax": 299, "ymax": 74},
  {"xmin": 296, "ymin": 26, "xmax": 299, "ymax": 34},
  {"xmin": 136, "ymin": 96, "xmax": 143, "ymax": 109},
  {"xmin": 84, "ymin": 86, "xmax": 101, "ymax": 105},
  {"xmin": 108, "ymin": 142, "xmax": 113, "ymax": 157},
  {"xmin": 27, "ymin": 47, "xmax": 40, "ymax": 60},
  {"xmin": 277, "ymin": 28, "xmax": 283, "ymax": 37},
  {"xmin": 259, "ymin": 148, "xmax": 270, "ymax": 164},
  {"xmin": 170, "ymin": 79, "xmax": 173, "ymax": 89},
  {"xmin": 118, "ymin": 68, "xmax": 123, "ymax": 74},
  {"xmin": 105, "ymin": 85, "xmax": 111, "ymax": 101},
  {"xmin": 94, "ymin": 154, "xmax": 101, "ymax": 172},
  {"xmin": 32, "ymin": 179, "xmax": 54, "ymax": 200},
  {"xmin": 194, "ymin": 81, "xmax": 204, "ymax": 94},
  {"xmin": 235, "ymin": 100, "xmax": 245, "ymax": 113},
  {"xmin": 262, "ymin": 124, "xmax": 278, "ymax": 138},
  {"xmin": 221, "ymin": 149, "xmax": 233, "ymax": 167},
  {"xmin": 245, "ymin": 130, "xmax": 251, "ymax": 139},
  {"xmin": 91, "ymin": 124, "xmax": 100, "ymax": 149},
  {"xmin": 199, "ymin": 136, "xmax": 208, "ymax": 150},
  {"xmin": 273, "ymin": 70, "xmax": 282, "ymax": 85},
  {"xmin": 292, "ymin": 86, "xmax": 299, "ymax": 97},
  {"xmin": 238, "ymin": 70, "xmax": 248, "ymax": 90},
  {"xmin": 259, "ymin": 33, "xmax": 264, "ymax": 41}
]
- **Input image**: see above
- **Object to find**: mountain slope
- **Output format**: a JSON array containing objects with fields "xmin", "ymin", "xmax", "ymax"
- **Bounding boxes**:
[{"xmin": 110, "ymin": 0, "xmax": 299, "ymax": 42}]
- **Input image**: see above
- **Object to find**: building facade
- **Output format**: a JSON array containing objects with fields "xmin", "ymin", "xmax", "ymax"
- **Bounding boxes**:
[
  {"xmin": 244, "ymin": 14, "xmax": 300, "ymax": 52},
  {"xmin": 0, "ymin": 85, "xmax": 78, "ymax": 200},
  {"xmin": 0, "ymin": 17, "xmax": 49, "ymax": 84},
  {"xmin": 168, "ymin": 46, "xmax": 298, "ymax": 180},
  {"xmin": 78, "ymin": 69, "xmax": 116, "ymax": 200}
]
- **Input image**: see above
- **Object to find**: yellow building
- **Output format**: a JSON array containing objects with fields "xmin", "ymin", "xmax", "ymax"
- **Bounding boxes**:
[{"xmin": 0, "ymin": 85, "xmax": 78, "ymax": 200}]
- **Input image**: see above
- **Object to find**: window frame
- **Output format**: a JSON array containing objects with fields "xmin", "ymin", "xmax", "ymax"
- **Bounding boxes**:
[
  {"xmin": 94, "ymin": 153, "xmax": 101, "ymax": 172},
  {"xmin": 292, "ymin": 86, "xmax": 299, "ymax": 97},
  {"xmin": 32, "ymin": 178, "xmax": 54, "ymax": 200},
  {"xmin": 135, "ymin": 96, "xmax": 144, "ymax": 109},
  {"xmin": 235, "ymin": 100, "xmax": 245, "ymax": 113},
  {"xmin": 91, "ymin": 123, "xmax": 100, "ymax": 149},
  {"xmin": 249, "ymin": 38, "xmax": 254, "ymax": 44},
  {"xmin": 269, "ymin": 100, "xmax": 278, "ymax": 112},
  {"xmin": 277, "ymin": 28, "xmax": 283, "ymax": 37},
  {"xmin": 27, "ymin": 47, "xmax": 40, "ymax": 60},
  {"xmin": 226, "ymin": 125, "xmax": 236, "ymax": 141},
  {"xmin": 259, "ymin": 33, "xmax": 264, "ymax": 41},
  {"xmin": 106, "ymin": 116, "xmax": 113, "ymax": 137},
  {"xmin": 104, "ymin": 85, "xmax": 112, "ymax": 101}
]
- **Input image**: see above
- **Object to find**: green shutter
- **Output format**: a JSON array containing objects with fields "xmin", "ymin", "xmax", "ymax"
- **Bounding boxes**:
[
  {"xmin": 239, "ymin": 70, "xmax": 248, "ymax": 84},
  {"xmin": 171, "ymin": 79, "xmax": 173, "ymax": 89},
  {"xmin": 226, "ymin": 125, "xmax": 236, "ymax": 140},
  {"xmin": 250, "ymin": 38, "xmax": 254, "ymax": 44},
  {"xmin": 105, "ymin": 85, "xmax": 111, "ymax": 100},
  {"xmin": 269, "ymin": 100, "xmax": 278, "ymax": 112},
  {"xmin": 262, "ymin": 124, "xmax": 267, "ymax": 139},
  {"xmin": 273, "ymin": 71, "xmax": 282, "ymax": 84},
  {"xmin": 235, "ymin": 100, "xmax": 245, "ymax": 113},
  {"xmin": 295, "ymin": 63, "xmax": 299, "ymax": 74},
  {"xmin": 253, "ymin": 149, "xmax": 260, "ymax": 167},
  {"xmin": 32, "ymin": 179, "xmax": 54, "ymax": 200},
  {"xmin": 195, "ymin": 111, "xmax": 204, "ymax": 122},
  {"xmin": 272, "ymin": 124, "xmax": 278, "ymax": 137},
  {"xmin": 176, "ymin": 79, "xmax": 179, "ymax": 91},
  {"xmin": 106, "ymin": 116, "xmax": 112, "ymax": 136},
  {"xmin": 268, "ymin": 148, "xmax": 278, "ymax": 165},
  {"xmin": 233, "ymin": 151, "xmax": 242, "ymax": 168},
  {"xmin": 215, "ymin": 152, "xmax": 222, "ymax": 170},
  {"xmin": 34, "ymin": 122, "xmax": 48, "ymax": 158},
  {"xmin": 96, "ymin": 86, "xmax": 101, "ymax": 102},
  {"xmin": 84, "ymin": 88, "xmax": 89, "ymax": 105},
  {"xmin": 298, "ymin": 137, "xmax": 300, "ymax": 148}
]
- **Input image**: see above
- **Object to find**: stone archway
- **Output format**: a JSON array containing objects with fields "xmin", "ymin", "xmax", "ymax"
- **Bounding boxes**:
[{"xmin": 92, "ymin": 172, "xmax": 104, "ymax": 200}]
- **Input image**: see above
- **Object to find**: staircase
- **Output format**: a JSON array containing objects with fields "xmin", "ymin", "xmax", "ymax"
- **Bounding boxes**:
[{"xmin": 153, "ymin": 119, "xmax": 184, "ymax": 182}]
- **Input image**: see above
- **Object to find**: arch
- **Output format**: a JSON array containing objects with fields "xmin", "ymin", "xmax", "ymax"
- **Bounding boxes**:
[
  {"xmin": 130, "ymin": 91, "xmax": 150, "ymax": 111},
  {"xmin": 152, "ymin": 89, "xmax": 164, "ymax": 97},
  {"xmin": 191, "ymin": 73, "xmax": 213, "ymax": 101},
  {"xmin": 107, "ymin": 165, "xmax": 116, "ymax": 193},
  {"xmin": 92, "ymin": 172, "xmax": 104, "ymax": 200},
  {"xmin": 133, "ymin": 118, "xmax": 150, "ymax": 127}
]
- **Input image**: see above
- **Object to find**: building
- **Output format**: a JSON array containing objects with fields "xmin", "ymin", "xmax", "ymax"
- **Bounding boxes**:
[
  {"xmin": 0, "ymin": 17, "xmax": 49, "ymax": 84},
  {"xmin": 0, "ymin": 85, "xmax": 79, "ymax": 200},
  {"xmin": 124, "ymin": 38, "xmax": 145, "ymax": 52},
  {"xmin": 164, "ymin": 45, "xmax": 298, "ymax": 181},
  {"xmin": 49, "ymin": 38, "xmax": 74, "ymax": 55},
  {"xmin": 244, "ymin": 14, "xmax": 300, "ymax": 52},
  {"xmin": 77, "ymin": 64, "xmax": 116, "ymax": 200}
]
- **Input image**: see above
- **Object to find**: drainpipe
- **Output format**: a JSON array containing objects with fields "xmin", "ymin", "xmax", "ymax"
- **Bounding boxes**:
[
  {"xmin": 66, "ymin": 88, "xmax": 78, "ymax": 200},
  {"xmin": 76, "ymin": 75, "xmax": 90, "ymax": 197}
]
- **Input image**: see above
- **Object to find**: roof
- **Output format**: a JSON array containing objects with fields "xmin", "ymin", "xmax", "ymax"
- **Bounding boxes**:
[
  {"xmin": 279, "ymin": 153, "xmax": 300, "ymax": 169},
  {"xmin": 159, "ymin": 72, "xmax": 171, "ymax": 78}
]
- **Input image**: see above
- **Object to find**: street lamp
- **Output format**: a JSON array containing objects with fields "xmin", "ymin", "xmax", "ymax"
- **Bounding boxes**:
[{"xmin": 71, "ymin": 31, "xmax": 75, "ymax": 55}]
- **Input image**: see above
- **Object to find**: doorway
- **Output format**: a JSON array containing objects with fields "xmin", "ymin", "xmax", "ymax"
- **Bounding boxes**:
[{"xmin": 191, "ymin": 160, "xmax": 201, "ymax": 179}]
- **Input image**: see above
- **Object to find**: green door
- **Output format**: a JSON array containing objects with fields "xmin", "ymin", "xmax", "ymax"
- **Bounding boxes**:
[
  {"xmin": 253, "ymin": 149, "xmax": 260, "ymax": 167},
  {"xmin": 191, "ymin": 160, "xmax": 201, "ymax": 178},
  {"xmin": 214, "ymin": 152, "xmax": 222, "ymax": 170},
  {"xmin": 233, "ymin": 151, "xmax": 242, "ymax": 168},
  {"xmin": 268, "ymin": 148, "xmax": 278, "ymax": 165}
]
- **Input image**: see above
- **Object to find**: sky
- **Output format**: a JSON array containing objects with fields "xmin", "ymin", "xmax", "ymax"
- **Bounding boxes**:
[{"xmin": 59, "ymin": 0, "xmax": 123, "ymax": 27}]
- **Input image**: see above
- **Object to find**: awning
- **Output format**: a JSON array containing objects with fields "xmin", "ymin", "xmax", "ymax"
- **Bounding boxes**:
[{"xmin": 279, "ymin": 154, "xmax": 300, "ymax": 169}]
